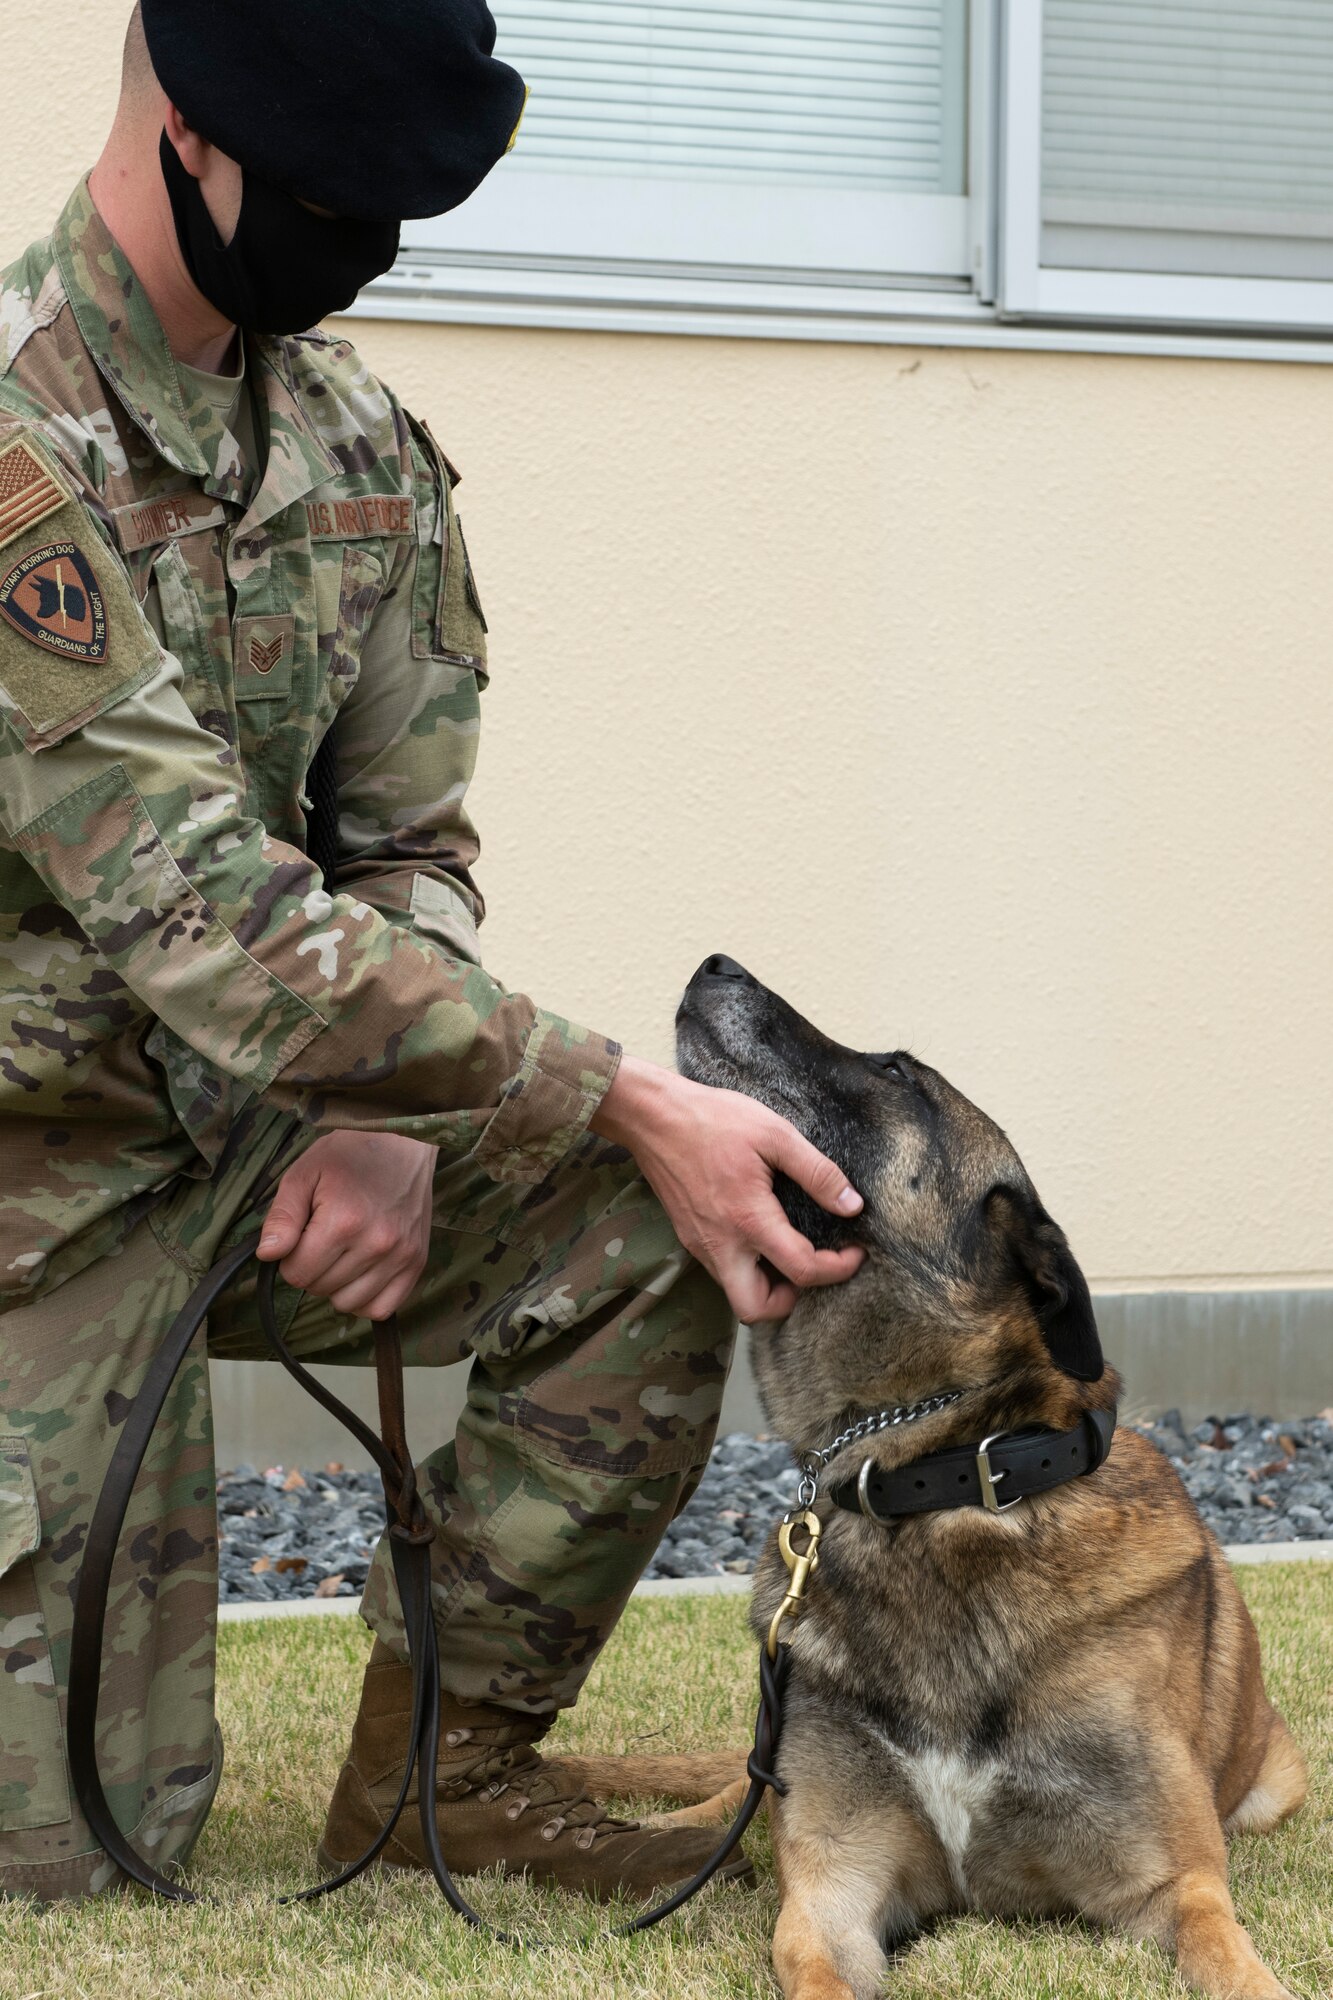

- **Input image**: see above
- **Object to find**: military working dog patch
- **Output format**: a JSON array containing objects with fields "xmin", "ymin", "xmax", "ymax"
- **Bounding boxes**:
[
  {"xmin": 0, "ymin": 541, "xmax": 109, "ymax": 662},
  {"xmin": 0, "ymin": 438, "xmax": 65, "ymax": 553},
  {"xmin": 0, "ymin": 426, "xmax": 158, "ymax": 750}
]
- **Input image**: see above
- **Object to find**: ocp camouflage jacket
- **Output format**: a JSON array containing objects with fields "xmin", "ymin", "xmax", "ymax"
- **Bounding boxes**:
[{"xmin": 0, "ymin": 181, "xmax": 618, "ymax": 1307}]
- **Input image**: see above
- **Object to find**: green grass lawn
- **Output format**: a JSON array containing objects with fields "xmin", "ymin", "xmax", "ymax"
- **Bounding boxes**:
[{"xmin": 4, "ymin": 1564, "xmax": 1329, "ymax": 1999}]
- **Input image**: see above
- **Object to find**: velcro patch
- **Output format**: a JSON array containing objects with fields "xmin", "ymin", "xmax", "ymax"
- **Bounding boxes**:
[
  {"xmin": 0, "ymin": 541, "xmax": 108, "ymax": 662},
  {"xmin": 0, "ymin": 438, "xmax": 64, "ymax": 553},
  {"xmin": 305, "ymin": 493, "xmax": 415, "ymax": 542}
]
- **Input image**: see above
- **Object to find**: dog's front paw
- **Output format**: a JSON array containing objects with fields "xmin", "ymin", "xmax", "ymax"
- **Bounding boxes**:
[{"xmin": 1222, "ymin": 1974, "xmax": 1298, "ymax": 2000}]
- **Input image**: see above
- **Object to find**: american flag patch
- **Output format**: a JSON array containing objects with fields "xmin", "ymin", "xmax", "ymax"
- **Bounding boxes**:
[{"xmin": 0, "ymin": 438, "xmax": 66, "ymax": 554}]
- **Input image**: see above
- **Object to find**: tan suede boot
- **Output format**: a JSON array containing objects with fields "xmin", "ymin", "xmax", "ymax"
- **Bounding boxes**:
[{"xmin": 318, "ymin": 1642, "xmax": 755, "ymax": 1900}]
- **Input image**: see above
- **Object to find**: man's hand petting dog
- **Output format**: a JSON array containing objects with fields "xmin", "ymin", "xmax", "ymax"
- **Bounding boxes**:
[{"xmin": 592, "ymin": 1053, "xmax": 865, "ymax": 1323}]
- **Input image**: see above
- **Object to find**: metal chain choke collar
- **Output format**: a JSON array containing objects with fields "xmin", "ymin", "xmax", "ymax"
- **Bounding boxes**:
[{"xmin": 796, "ymin": 1390, "xmax": 964, "ymax": 1506}]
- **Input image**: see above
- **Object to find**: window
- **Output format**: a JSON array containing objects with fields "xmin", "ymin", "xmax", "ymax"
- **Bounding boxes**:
[
  {"xmin": 363, "ymin": 1, "xmax": 1333, "ymax": 350},
  {"xmin": 386, "ymin": 1, "xmax": 972, "ymax": 301},
  {"xmin": 1000, "ymin": 0, "xmax": 1333, "ymax": 331}
]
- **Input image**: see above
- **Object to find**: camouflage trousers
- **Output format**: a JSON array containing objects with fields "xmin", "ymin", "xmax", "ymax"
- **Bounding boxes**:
[{"xmin": 0, "ymin": 1104, "xmax": 734, "ymax": 1900}]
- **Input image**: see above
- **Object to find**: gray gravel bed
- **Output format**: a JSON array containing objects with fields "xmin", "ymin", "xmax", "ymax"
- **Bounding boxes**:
[{"xmin": 217, "ymin": 1409, "xmax": 1333, "ymax": 1602}]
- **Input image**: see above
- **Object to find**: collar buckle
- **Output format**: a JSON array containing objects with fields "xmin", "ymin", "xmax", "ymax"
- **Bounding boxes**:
[
  {"xmin": 856, "ymin": 1457, "xmax": 886, "ymax": 1521},
  {"xmin": 975, "ymin": 1431, "xmax": 1024, "ymax": 1513}
]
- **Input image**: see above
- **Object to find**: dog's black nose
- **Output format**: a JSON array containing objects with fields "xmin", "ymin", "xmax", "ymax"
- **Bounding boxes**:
[{"xmin": 701, "ymin": 954, "xmax": 753, "ymax": 983}]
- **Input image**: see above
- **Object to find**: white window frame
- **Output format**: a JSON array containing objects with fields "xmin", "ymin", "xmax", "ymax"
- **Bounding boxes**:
[
  {"xmin": 352, "ymin": 0, "xmax": 1333, "ymax": 359},
  {"xmin": 998, "ymin": 0, "xmax": 1333, "ymax": 334}
]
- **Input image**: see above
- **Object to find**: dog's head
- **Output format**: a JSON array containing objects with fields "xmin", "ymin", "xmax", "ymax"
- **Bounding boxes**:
[{"xmin": 676, "ymin": 955, "xmax": 1106, "ymax": 1452}]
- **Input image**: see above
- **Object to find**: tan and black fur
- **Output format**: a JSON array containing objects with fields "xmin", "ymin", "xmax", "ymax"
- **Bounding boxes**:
[{"xmin": 568, "ymin": 957, "xmax": 1306, "ymax": 2000}]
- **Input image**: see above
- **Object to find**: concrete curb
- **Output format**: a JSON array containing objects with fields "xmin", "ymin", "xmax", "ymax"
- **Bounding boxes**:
[
  {"xmin": 220, "ymin": 1595, "xmax": 364, "ymax": 1623},
  {"xmin": 630, "ymin": 1573, "xmax": 756, "ymax": 1597},
  {"xmin": 1217, "ymin": 1539, "xmax": 1333, "ymax": 1566},
  {"xmin": 218, "ymin": 1541, "xmax": 1333, "ymax": 1625}
]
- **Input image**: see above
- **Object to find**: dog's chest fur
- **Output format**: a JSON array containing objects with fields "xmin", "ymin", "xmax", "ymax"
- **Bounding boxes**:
[
  {"xmin": 767, "ymin": 1518, "xmax": 1160, "ymax": 1914},
  {"xmin": 872, "ymin": 1735, "xmax": 1002, "ymax": 1899},
  {"xmin": 794, "ymin": 1606, "xmax": 1016, "ymax": 1905}
]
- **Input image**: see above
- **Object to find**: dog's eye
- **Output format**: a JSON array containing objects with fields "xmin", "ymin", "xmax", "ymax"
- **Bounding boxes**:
[{"xmin": 869, "ymin": 1054, "xmax": 905, "ymax": 1081}]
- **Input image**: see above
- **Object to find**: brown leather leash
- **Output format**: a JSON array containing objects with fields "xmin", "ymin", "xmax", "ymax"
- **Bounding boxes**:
[{"xmin": 65, "ymin": 1231, "xmax": 787, "ymax": 1936}]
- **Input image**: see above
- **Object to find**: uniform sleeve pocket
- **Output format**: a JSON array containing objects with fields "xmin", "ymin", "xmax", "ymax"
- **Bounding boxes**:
[
  {"xmin": 0, "ymin": 1436, "xmax": 72, "ymax": 1830},
  {"xmin": 0, "ymin": 1441, "xmax": 40, "ymax": 1568},
  {"xmin": 439, "ymin": 503, "xmax": 488, "ymax": 671},
  {"xmin": 409, "ymin": 870, "xmax": 483, "ymax": 967},
  {"xmin": 405, "ymin": 418, "xmax": 489, "ymax": 679}
]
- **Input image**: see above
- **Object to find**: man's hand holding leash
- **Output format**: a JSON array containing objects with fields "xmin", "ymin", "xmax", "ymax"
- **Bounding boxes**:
[{"xmin": 256, "ymin": 1131, "xmax": 439, "ymax": 1324}]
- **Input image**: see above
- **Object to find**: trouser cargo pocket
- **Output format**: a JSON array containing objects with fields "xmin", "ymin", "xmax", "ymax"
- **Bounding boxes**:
[{"xmin": 0, "ymin": 1437, "xmax": 71, "ymax": 1831}]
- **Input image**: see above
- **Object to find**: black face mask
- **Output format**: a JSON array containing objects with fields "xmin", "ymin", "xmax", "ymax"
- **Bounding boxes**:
[{"xmin": 160, "ymin": 131, "xmax": 401, "ymax": 336}]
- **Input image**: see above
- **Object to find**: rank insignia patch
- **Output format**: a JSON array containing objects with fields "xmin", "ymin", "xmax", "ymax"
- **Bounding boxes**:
[
  {"xmin": 0, "ymin": 438, "xmax": 65, "ymax": 553},
  {"xmin": 234, "ymin": 613, "xmax": 294, "ymax": 694},
  {"xmin": 0, "ymin": 541, "xmax": 109, "ymax": 663}
]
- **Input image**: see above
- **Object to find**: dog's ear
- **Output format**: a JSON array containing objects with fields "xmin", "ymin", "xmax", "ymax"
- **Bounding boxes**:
[{"xmin": 986, "ymin": 1188, "xmax": 1104, "ymax": 1381}]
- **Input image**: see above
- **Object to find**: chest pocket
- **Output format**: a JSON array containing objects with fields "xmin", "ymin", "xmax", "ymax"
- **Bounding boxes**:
[
  {"xmin": 228, "ymin": 541, "xmax": 383, "ymax": 840},
  {"xmin": 314, "ymin": 544, "xmax": 386, "ymax": 729},
  {"xmin": 142, "ymin": 538, "xmax": 236, "ymax": 753}
]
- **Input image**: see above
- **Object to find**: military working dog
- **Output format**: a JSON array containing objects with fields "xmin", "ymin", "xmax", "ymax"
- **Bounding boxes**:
[{"xmin": 570, "ymin": 956, "xmax": 1306, "ymax": 2000}]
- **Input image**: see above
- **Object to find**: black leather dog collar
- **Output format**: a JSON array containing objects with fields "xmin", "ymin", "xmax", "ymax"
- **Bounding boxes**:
[{"xmin": 827, "ymin": 1407, "xmax": 1117, "ymax": 1525}]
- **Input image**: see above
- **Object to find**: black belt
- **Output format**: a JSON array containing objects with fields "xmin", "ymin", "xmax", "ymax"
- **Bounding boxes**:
[
  {"xmin": 827, "ymin": 1406, "xmax": 1116, "ymax": 1524},
  {"xmin": 65, "ymin": 1234, "xmax": 783, "ymax": 1934}
]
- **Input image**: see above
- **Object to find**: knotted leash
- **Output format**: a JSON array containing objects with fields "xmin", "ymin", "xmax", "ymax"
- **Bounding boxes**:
[{"xmin": 64, "ymin": 1228, "xmax": 791, "ymax": 1937}]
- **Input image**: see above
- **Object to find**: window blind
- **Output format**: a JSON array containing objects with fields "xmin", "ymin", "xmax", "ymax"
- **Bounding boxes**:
[
  {"xmin": 496, "ymin": 0, "xmax": 967, "ymax": 196},
  {"xmin": 1041, "ymin": 0, "xmax": 1333, "ymax": 282},
  {"xmin": 399, "ymin": 1, "xmax": 970, "ymax": 283}
]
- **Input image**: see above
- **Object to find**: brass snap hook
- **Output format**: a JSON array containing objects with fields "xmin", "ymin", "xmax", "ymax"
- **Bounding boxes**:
[{"xmin": 766, "ymin": 1508, "xmax": 823, "ymax": 1660}]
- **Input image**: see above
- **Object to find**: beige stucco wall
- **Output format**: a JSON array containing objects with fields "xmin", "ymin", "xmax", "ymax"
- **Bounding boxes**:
[{"xmin": 5, "ymin": 1, "xmax": 1332, "ymax": 1294}]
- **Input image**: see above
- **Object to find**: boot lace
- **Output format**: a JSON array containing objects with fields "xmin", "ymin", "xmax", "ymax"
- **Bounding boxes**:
[{"xmin": 446, "ymin": 1740, "xmax": 637, "ymax": 1845}]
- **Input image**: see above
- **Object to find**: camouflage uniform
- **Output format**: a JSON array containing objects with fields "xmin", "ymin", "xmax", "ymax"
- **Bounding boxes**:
[{"xmin": 0, "ymin": 183, "xmax": 733, "ymax": 1899}]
